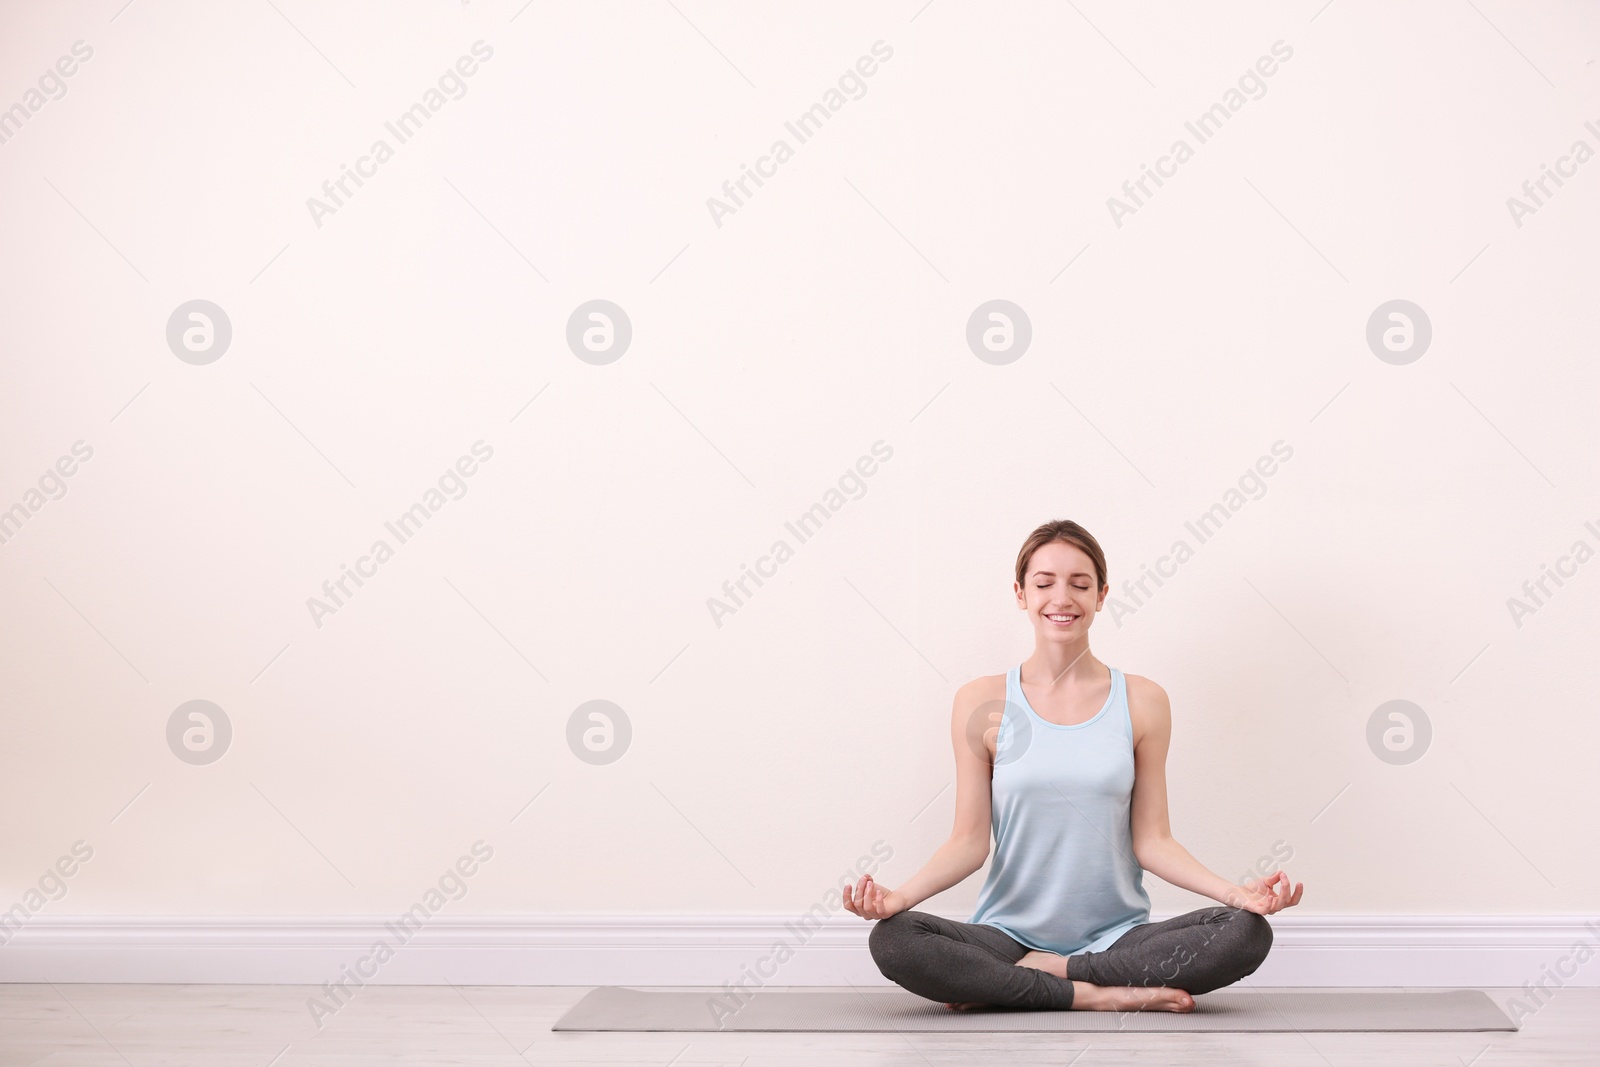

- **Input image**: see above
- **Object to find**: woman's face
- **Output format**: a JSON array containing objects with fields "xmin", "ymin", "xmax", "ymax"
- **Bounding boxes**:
[{"xmin": 1014, "ymin": 540, "xmax": 1105, "ymax": 642}]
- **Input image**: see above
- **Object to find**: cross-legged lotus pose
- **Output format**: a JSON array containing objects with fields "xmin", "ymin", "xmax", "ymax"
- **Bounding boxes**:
[{"xmin": 843, "ymin": 519, "xmax": 1304, "ymax": 1012}]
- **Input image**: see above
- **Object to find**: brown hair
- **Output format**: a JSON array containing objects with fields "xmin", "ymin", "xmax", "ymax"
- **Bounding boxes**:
[{"xmin": 1014, "ymin": 520, "xmax": 1108, "ymax": 592}]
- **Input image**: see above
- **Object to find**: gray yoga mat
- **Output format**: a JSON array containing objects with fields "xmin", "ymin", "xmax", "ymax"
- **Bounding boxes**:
[{"xmin": 553, "ymin": 985, "xmax": 1518, "ymax": 1032}]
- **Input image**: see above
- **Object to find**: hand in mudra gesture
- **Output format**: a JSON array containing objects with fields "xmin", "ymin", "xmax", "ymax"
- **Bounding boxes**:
[
  {"xmin": 1223, "ymin": 870, "xmax": 1303, "ymax": 915},
  {"xmin": 841, "ymin": 873, "xmax": 908, "ymax": 921}
]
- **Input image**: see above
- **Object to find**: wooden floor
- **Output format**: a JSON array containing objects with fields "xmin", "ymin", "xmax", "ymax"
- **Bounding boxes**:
[{"xmin": 2, "ymin": 984, "xmax": 1594, "ymax": 1065}]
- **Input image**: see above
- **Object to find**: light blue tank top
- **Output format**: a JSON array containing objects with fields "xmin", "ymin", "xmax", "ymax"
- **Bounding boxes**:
[{"xmin": 968, "ymin": 663, "xmax": 1152, "ymax": 956}]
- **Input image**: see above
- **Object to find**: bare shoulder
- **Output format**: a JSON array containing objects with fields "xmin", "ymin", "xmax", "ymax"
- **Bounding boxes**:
[
  {"xmin": 1125, "ymin": 672, "xmax": 1170, "ymax": 705},
  {"xmin": 952, "ymin": 672, "xmax": 1006, "ymax": 711},
  {"xmin": 1124, "ymin": 672, "xmax": 1172, "ymax": 746},
  {"xmin": 948, "ymin": 672, "xmax": 1007, "ymax": 737},
  {"xmin": 974, "ymin": 671, "xmax": 1007, "ymax": 695}
]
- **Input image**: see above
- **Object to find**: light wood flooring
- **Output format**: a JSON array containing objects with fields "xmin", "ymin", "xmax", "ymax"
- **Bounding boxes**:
[{"xmin": 2, "ymin": 984, "xmax": 1595, "ymax": 1065}]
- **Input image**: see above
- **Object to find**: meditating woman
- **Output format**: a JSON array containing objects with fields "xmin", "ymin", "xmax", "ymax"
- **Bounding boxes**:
[{"xmin": 843, "ymin": 519, "xmax": 1303, "ymax": 1012}]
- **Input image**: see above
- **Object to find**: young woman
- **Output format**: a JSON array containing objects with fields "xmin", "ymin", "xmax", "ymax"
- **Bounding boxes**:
[{"xmin": 843, "ymin": 519, "xmax": 1303, "ymax": 1012}]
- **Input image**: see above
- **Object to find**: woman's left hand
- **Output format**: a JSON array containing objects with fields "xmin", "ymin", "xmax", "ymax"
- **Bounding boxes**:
[{"xmin": 1223, "ymin": 870, "xmax": 1303, "ymax": 914}]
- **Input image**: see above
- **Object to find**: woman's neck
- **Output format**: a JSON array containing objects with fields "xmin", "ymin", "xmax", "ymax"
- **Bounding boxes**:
[{"xmin": 1023, "ymin": 643, "xmax": 1103, "ymax": 690}]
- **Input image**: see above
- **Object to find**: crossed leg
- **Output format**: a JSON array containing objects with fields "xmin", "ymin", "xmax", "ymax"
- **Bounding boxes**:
[{"xmin": 868, "ymin": 906, "xmax": 1272, "ymax": 1011}]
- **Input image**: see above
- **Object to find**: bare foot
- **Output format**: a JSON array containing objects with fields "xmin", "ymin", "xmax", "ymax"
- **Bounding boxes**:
[
  {"xmin": 947, "ymin": 953, "xmax": 1192, "ymax": 1013},
  {"xmin": 1070, "ymin": 981, "xmax": 1194, "ymax": 1013},
  {"xmin": 1014, "ymin": 950, "xmax": 1068, "ymax": 979}
]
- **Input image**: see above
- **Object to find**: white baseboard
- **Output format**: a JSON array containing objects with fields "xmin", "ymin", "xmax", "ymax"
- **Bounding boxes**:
[{"xmin": 2, "ymin": 914, "xmax": 1597, "ymax": 988}]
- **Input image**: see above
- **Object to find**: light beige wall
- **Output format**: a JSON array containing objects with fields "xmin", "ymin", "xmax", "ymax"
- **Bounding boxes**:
[{"xmin": 2, "ymin": 0, "xmax": 1595, "ymax": 923}]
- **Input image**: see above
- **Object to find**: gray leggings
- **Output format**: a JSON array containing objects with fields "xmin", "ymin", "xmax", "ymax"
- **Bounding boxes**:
[{"xmin": 868, "ymin": 906, "xmax": 1273, "ymax": 1011}]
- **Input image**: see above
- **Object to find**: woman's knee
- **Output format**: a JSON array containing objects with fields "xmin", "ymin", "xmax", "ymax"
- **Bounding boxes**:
[
  {"xmin": 1226, "ymin": 908, "xmax": 1273, "ymax": 973},
  {"xmin": 867, "ymin": 911, "xmax": 919, "ymax": 976}
]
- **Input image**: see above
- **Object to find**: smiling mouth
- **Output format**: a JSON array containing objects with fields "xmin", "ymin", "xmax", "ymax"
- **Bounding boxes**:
[{"xmin": 1044, "ymin": 613, "xmax": 1079, "ymax": 625}]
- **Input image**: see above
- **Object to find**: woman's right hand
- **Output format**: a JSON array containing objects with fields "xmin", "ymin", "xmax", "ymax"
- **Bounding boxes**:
[{"xmin": 842, "ymin": 874, "xmax": 907, "ymax": 920}]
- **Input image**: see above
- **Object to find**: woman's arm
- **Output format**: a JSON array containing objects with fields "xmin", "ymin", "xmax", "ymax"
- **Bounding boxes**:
[
  {"xmin": 844, "ymin": 679, "xmax": 997, "ymax": 919},
  {"xmin": 1128, "ymin": 676, "xmax": 1303, "ymax": 914},
  {"xmin": 878, "ymin": 834, "xmax": 989, "ymax": 912}
]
